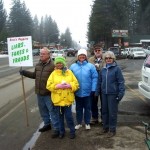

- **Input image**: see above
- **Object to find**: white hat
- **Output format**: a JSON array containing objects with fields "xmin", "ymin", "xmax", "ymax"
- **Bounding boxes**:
[{"xmin": 77, "ymin": 49, "xmax": 87, "ymax": 56}]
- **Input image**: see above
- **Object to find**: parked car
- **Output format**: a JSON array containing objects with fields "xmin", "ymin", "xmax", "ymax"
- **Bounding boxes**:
[
  {"xmin": 0, "ymin": 50, "xmax": 8, "ymax": 54},
  {"xmin": 51, "ymin": 50, "xmax": 66, "ymax": 60},
  {"xmin": 129, "ymin": 47, "xmax": 146, "ymax": 59},
  {"xmin": 66, "ymin": 48, "xmax": 78, "ymax": 56},
  {"xmin": 102, "ymin": 48, "xmax": 107, "ymax": 54},
  {"xmin": 143, "ymin": 46, "xmax": 150, "ymax": 56},
  {"xmin": 32, "ymin": 49, "xmax": 40, "ymax": 56},
  {"xmin": 124, "ymin": 47, "xmax": 131, "ymax": 58},
  {"xmin": 138, "ymin": 55, "xmax": 150, "ymax": 99},
  {"xmin": 108, "ymin": 47, "xmax": 119, "ymax": 56},
  {"xmin": 121, "ymin": 49, "xmax": 126, "ymax": 55}
]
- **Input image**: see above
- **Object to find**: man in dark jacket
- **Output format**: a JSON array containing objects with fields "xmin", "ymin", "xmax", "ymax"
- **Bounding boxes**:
[
  {"xmin": 88, "ymin": 44, "xmax": 104, "ymax": 125},
  {"xmin": 20, "ymin": 47, "xmax": 59, "ymax": 138}
]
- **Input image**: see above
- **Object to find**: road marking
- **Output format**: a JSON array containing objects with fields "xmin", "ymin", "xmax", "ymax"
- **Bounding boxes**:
[
  {"xmin": 0, "ymin": 58, "xmax": 39, "ymax": 70},
  {"xmin": 0, "ymin": 92, "xmax": 34, "ymax": 123},
  {"xmin": 125, "ymin": 84, "xmax": 150, "ymax": 106}
]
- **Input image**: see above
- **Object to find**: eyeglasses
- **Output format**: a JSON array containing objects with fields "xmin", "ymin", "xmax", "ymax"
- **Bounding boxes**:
[
  {"xmin": 105, "ymin": 57, "xmax": 113, "ymax": 60},
  {"xmin": 95, "ymin": 50, "xmax": 101, "ymax": 52}
]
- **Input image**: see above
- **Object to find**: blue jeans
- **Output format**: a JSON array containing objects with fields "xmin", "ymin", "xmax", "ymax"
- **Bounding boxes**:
[
  {"xmin": 75, "ymin": 96, "xmax": 91, "ymax": 125},
  {"xmin": 37, "ymin": 94, "xmax": 59, "ymax": 131},
  {"xmin": 101, "ymin": 94, "xmax": 118, "ymax": 132},
  {"xmin": 59, "ymin": 106, "xmax": 75, "ymax": 135}
]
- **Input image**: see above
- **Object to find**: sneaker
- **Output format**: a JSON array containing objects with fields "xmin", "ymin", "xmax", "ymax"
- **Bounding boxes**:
[
  {"xmin": 106, "ymin": 131, "xmax": 116, "ymax": 138},
  {"xmin": 85, "ymin": 124, "xmax": 91, "ymax": 130},
  {"xmin": 51, "ymin": 130, "xmax": 59, "ymax": 138},
  {"xmin": 38, "ymin": 124, "xmax": 51, "ymax": 132},
  {"xmin": 75, "ymin": 124, "xmax": 82, "ymax": 130}
]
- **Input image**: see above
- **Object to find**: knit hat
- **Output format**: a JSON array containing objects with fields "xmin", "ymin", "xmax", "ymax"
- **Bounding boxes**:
[
  {"xmin": 54, "ymin": 56, "xmax": 66, "ymax": 66},
  {"xmin": 77, "ymin": 49, "xmax": 87, "ymax": 57}
]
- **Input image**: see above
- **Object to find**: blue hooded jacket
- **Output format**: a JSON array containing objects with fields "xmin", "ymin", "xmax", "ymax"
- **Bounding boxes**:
[
  {"xmin": 96, "ymin": 62, "xmax": 125, "ymax": 98},
  {"xmin": 70, "ymin": 60, "xmax": 98, "ymax": 97}
]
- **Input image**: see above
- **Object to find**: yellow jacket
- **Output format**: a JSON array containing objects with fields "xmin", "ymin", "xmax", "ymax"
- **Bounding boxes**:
[{"xmin": 46, "ymin": 69, "xmax": 79, "ymax": 106}]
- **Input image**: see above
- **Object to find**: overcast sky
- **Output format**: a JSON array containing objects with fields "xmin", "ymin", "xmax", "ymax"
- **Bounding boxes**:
[{"xmin": 4, "ymin": 0, "xmax": 93, "ymax": 47}]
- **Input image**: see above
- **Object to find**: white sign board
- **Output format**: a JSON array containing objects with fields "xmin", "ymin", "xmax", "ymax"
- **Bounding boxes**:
[{"xmin": 7, "ymin": 36, "xmax": 33, "ymax": 66}]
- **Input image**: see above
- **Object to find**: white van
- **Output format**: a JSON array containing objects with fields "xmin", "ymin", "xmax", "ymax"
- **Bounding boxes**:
[{"xmin": 138, "ymin": 55, "xmax": 150, "ymax": 98}]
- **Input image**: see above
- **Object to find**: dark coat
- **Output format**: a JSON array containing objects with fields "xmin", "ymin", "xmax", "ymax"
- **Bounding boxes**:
[
  {"xmin": 96, "ymin": 62, "xmax": 125, "ymax": 99},
  {"xmin": 23, "ymin": 59, "xmax": 55, "ymax": 95}
]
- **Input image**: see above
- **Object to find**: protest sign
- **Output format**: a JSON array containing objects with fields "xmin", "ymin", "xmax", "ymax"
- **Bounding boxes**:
[
  {"xmin": 7, "ymin": 36, "xmax": 33, "ymax": 126},
  {"xmin": 7, "ymin": 36, "xmax": 33, "ymax": 66}
]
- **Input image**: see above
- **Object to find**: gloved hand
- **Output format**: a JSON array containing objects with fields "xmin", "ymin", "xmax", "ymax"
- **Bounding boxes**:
[
  {"xmin": 19, "ymin": 70, "xmax": 25, "ymax": 76},
  {"xmin": 90, "ymin": 91, "xmax": 95, "ymax": 96},
  {"xmin": 63, "ymin": 84, "xmax": 71, "ymax": 89},
  {"xmin": 56, "ymin": 84, "xmax": 64, "ymax": 89},
  {"xmin": 116, "ymin": 94, "xmax": 123, "ymax": 102}
]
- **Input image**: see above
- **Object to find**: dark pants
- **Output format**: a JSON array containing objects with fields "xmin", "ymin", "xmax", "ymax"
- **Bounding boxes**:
[
  {"xmin": 75, "ymin": 96, "xmax": 91, "ymax": 125},
  {"xmin": 90, "ymin": 93, "xmax": 102, "ymax": 120},
  {"xmin": 90, "ymin": 96, "xmax": 98, "ymax": 120},
  {"xmin": 59, "ymin": 106, "xmax": 75, "ymax": 135},
  {"xmin": 102, "ymin": 94, "xmax": 118, "ymax": 132}
]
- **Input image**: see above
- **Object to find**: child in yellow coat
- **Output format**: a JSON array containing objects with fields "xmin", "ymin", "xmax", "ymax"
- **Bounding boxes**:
[{"xmin": 46, "ymin": 56, "xmax": 79, "ymax": 139}]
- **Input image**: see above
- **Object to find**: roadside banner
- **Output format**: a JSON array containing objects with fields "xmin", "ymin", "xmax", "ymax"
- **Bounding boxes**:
[{"xmin": 7, "ymin": 36, "xmax": 33, "ymax": 67}]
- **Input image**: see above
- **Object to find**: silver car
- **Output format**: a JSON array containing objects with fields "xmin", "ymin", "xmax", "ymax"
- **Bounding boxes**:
[{"xmin": 51, "ymin": 50, "xmax": 66, "ymax": 60}]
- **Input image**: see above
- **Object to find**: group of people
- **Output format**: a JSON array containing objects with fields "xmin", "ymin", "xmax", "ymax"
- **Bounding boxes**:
[{"xmin": 20, "ymin": 45, "xmax": 125, "ymax": 139}]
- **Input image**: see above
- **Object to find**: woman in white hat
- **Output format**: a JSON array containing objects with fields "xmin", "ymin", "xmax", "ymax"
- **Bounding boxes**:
[{"xmin": 70, "ymin": 49, "xmax": 98, "ymax": 130}]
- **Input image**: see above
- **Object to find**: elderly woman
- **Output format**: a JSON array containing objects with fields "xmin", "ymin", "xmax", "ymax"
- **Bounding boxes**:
[
  {"xmin": 95, "ymin": 51, "xmax": 125, "ymax": 138},
  {"xmin": 70, "ymin": 49, "xmax": 98, "ymax": 130},
  {"xmin": 46, "ymin": 56, "xmax": 79, "ymax": 139}
]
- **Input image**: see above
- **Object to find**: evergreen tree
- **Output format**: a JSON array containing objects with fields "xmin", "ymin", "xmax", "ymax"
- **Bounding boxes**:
[
  {"xmin": 32, "ymin": 15, "xmax": 40, "ymax": 43},
  {"xmin": 88, "ymin": 0, "xmax": 130, "ymax": 47},
  {"xmin": 60, "ymin": 33, "xmax": 67, "ymax": 48},
  {"xmin": 8, "ymin": 0, "xmax": 33, "ymax": 37},
  {"xmin": 137, "ymin": 0, "xmax": 150, "ymax": 34},
  {"xmin": 39, "ymin": 16, "xmax": 44, "ymax": 44},
  {"xmin": 44, "ymin": 15, "xmax": 59, "ymax": 44},
  {"xmin": 0, "ymin": 0, "xmax": 6, "ymax": 34},
  {"xmin": 0, "ymin": 0, "xmax": 7, "ymax": 43},
  {"xmin": 61, "ymin": 28, "xmax": 72, "ymax": 48}
]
